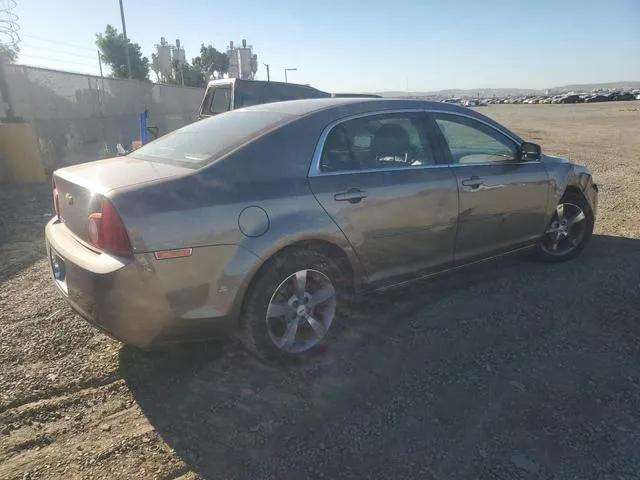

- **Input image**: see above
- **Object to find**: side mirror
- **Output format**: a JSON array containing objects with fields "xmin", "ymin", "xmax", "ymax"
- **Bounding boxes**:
[{"xmin": 520, "ymin": 141, "xmax": 541, "ymax": 161}]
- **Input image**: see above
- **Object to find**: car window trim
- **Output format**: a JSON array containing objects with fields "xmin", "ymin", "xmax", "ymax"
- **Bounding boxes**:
[
  {"xmin": 310, "ymin": 109, "xmax": 443, "ymax": 176},
  {"xmin": 309, "ymin": 108, "xmax": 536, "ymax": 177},
  {"xmin": 427, "ymin": 111, "xmax": 539, "ymax": 167}
]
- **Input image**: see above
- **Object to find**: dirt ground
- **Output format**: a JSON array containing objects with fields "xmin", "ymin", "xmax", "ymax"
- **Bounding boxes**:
[{"xmin": 1, "ymin": 102, "xmax": 639, "ymax": 480}]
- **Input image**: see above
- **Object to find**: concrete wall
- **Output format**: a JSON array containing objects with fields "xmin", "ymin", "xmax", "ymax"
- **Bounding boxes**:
[{"xmin": 1, "ymin": 65, "xmax": 204, "ymax": 173}]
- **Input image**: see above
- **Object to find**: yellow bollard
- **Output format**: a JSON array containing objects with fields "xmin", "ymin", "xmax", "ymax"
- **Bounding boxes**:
[{"xmin": 0, "ymin": 122, "xmax": 46, "ymax": 183}]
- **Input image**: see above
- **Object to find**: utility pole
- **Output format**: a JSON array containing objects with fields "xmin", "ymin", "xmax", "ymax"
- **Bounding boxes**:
[
  {"xmin": 97, "ymin": 51, "xmax": 104, "ymax": 78},
  {"xmin": 263, "ymin": 63, "xmax": 270, "ymax": 81},
  {"xmin": 118, "ymin": 0, "xmax": 132, "ymax": 79},
  {"xmin": 284, "ymin": 67, "xmax": 297, "ymax": 83},
  {"xmin": 97, "ymin": 51, "xmax": 105, "ymax": 103}
]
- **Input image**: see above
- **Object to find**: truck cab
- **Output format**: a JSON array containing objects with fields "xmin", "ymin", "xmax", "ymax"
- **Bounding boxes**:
[{"xmin": 198, "ymin": 79, "xmax": 331, "ymax": 118}]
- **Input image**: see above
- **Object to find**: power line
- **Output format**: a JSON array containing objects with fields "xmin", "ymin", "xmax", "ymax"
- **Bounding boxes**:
[
  {"xmin": 18, "ymin": 53, "xmax": 98, "ymax": 68},
  {"xmin": 19, "ymin": 33, "xmax": 96, "ymax": 52},
  {"xmin": 20, "ymin": 43, "xmax": 97, "ymax": 61}
]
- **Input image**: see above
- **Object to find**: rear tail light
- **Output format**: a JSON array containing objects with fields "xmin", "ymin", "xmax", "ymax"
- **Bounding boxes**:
[
  {"xmin": 52, "ymin": 178, "xmax": 60, "ymax": 219},
  {"xmin": 87, "ymin": 198, "xmax": 133, "ymax": 257}
]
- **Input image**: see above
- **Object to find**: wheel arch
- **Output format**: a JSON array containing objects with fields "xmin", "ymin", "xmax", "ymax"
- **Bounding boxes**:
[
  {"xmin": 234, "ymin": 237, "xmax": 361, "ymax": 328},
  {"xmin": 562, "ymin": 184, "xmax": 594, "ymax": 218}
]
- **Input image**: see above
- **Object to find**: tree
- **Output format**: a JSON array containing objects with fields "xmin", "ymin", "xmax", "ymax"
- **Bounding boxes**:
[
  {"xmin": 0, "ymin": 43, "xmax": 18, "ymax": 63},
  {"xmin": 192, "ymin": 44, "xmax": 228, "ymax": 80},
  {"xmin": 150, "ymin": 52, "xmax": 161, "ymax": 81},
  {"xmin": 96, "ymin": 25, "xmax": 149, "ymax": 81},
  {"xmin": 167, "ymin": 59, "xmax": 207, "ymax": 88}
]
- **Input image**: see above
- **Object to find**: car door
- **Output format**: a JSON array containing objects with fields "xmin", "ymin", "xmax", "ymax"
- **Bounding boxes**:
[
  {"xmin": 308, "ymin": 111, "xmax": 459, "ymax": 285},
  {"xmin": 430, "ymin": 112, "xmax": 550, "ymax": 263}
]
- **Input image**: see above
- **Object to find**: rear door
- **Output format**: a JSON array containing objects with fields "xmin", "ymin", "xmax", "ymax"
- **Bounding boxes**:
[
  {"xmin": 308, "ymin": 111, "xmax": 459, "ymax": 285},
  {"xmin": 430, "ymin": 112, "xmax": 550, "ymax": 263}
]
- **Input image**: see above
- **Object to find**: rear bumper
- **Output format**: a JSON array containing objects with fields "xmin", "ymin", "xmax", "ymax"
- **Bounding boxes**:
[{"xmin": 45, "ymin": 219, "xmax": 259, "ymax": 348}]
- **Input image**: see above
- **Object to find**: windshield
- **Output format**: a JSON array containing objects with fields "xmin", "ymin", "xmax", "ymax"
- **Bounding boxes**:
[{"xmin": 130, "ymin": 110, "xmax": 291, "ymax": 168}]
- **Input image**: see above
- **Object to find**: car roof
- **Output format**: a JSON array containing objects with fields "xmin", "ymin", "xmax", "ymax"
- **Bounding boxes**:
[
  {"xmin": 239, "ymin": 98, "xmax": 524, "ymax": 143},
  {"xmin": 241, "ymin": 97, "xmax": 467, "ymax": 116}
]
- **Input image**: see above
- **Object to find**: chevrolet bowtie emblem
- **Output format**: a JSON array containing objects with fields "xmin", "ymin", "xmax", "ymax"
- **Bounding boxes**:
[{"xmin": 65, "ymin": 193, "xmax": 74, "ymax": 205}]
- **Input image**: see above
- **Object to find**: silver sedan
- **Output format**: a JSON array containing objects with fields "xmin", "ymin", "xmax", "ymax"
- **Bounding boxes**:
[{"xmin": 45, "ymin": 98, "xmax": 598, "ymax": 360}]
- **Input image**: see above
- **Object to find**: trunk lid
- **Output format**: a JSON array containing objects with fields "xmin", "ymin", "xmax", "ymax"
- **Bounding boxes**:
[{"xmin": 53, "ymin": 155, "xmax": 191, "ymax": 242}]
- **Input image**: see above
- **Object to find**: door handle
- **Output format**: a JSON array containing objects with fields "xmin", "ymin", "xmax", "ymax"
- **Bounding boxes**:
[
  {"xmin": 461, "ymin": 176, "xmax": 504, "ymax": 192},
  {"xmin": 461, "ymin": 176, "xmax": 482, "ymax": 189},
  {"xmin": 334, "ymin": 188, "xmax": 368, "ymax": 203}
]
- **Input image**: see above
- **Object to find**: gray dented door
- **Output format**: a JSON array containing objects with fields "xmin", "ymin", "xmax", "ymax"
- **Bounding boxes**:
[
  {"xmin": 432, "ymin": 112, "xmax": 550, "ymax": 262},
  {"xmin": 308, "ymin": 111, "xmax": 459, "ymax": 285}
]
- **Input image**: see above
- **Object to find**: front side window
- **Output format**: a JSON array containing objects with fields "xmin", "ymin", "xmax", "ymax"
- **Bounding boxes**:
[
  {"xmin": 319, "ymin": 113, "xmax": 435, "ymax": 173},
  {"xmin": 433, "ymin": 114, "xmax": 518, "ymax": 164},
  {"xmin": 209, "ymin": 87, "xmax": 232, "ymax": 114}
]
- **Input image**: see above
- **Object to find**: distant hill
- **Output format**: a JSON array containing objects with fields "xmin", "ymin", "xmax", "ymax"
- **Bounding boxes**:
[
  {"xmin": 547, "ymin": 81, "xmax": 640, "ymax": 93},
  {"xmin": 377, "ymin": 81, "xmax": 640, "ymax": 98}
]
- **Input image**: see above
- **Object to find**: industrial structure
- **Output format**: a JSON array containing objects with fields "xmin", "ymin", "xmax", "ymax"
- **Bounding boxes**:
[
  {"xmin": 227, "ymin": 39, "xmax": 257, "ymax": 80},
  {"xmin": 154, "ymin": 37, "xmax": 186, "ymax": 84}
]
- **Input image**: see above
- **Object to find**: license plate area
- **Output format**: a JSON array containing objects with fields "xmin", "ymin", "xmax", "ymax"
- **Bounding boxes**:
[{"xmin": 50, "ymin": 247, "xmax": 68, "ymax": 294}]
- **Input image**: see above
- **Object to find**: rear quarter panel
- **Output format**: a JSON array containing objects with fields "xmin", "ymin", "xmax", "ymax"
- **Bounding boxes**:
[{"xmin": 110, "ymin": 114, "xmax": 365, "ymax": 296}]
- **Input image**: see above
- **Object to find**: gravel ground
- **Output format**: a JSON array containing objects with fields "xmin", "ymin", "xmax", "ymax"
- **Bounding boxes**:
[{"xmin": 1, "ymin": 102, "xmax": 639, "ymax": 480}]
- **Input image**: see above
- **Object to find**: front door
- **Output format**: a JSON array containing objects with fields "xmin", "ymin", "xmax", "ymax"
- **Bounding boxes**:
[
  {"xmin": 431, "ymin": 112, "xmax": 550, "ymax": 262},
  {"xmin": 308, "ymin": 111, "xmax": 459, "ymax": 285}
]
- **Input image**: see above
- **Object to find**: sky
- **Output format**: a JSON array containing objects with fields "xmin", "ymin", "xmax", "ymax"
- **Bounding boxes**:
[{"xmin": 13, "ymin": 0, "xmax": 640, "ymax": 93}]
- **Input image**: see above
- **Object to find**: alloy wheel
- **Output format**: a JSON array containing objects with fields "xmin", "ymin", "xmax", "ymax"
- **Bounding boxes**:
[
  {"xmin": 540, "ymin": 202, "xmax": 588, "ymax": 256},
  {"xmin": 265, "ymin": 269, "xmax": 337, "ymax": 353}
]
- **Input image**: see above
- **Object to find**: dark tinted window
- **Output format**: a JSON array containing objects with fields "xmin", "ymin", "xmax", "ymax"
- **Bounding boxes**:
[
  {"xmin": 433, "ymin": 113, "xmax": 518, "ymax": 164},
  {"xmin": 320, "ymin": 113, "xmax": 435, "ymax": 172},
  {"xmin": 235, "ymin": 82, "xmax": 329, "ymax": 108},
  {"xmin": 234, "ymin": 82, "xmax": 266, "ymax": 108},
  {"xmin": 131, "ymin": 110, "xmax": 291, "ymax": 168}
]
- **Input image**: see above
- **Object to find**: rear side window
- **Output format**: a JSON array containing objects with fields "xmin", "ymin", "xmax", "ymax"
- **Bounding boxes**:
[
  {"xmin": 320, "ymin": 113, "xmax": 435, "ymax": 173},
  {"xmin": 235, "ymin": 82, "xmax": 329, "ymax": 108},
  {"xmin": 234, "ymin": 82, "xmax": 266, "ymax": 108},
  {"xmin": 131, "ymin": 110, "xmax": 291, "ymax": 168}
]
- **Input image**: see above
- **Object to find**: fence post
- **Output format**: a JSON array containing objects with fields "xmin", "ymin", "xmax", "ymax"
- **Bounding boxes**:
[
  {"xmin": 139, "ymin": 109, "xmax": 149, "ymax": 145},
  {"xmin": 0, "ymin": 54, "xmax": 16, "ymax": 119}
]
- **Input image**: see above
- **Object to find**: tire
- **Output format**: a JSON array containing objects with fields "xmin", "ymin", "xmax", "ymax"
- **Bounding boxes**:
[
  {"xmin": 239, "ymin": 248, "xmax": 345, "ymax": 363},
  {"xmin": 534, "ymin": 190, "xmax": 594, "ymax": 263}
]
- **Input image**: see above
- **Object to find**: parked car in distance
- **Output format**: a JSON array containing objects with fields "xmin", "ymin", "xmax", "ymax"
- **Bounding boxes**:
[
  {"xmin": 46, "ymin": 98, "xmax": 598, "ymax": 361},
  {"xmin": 442, "ymin": 98, "xmax": 464, "ymax": 107},
  {"xmin": 560, "ymin": 94, "xmax": 583, "ymax": 104},
  {"xmin": 584, "ymin": 94, "xmax": 609, "ymax": 103},
  {"xmin": 613, "ymin": 92, "xmax": 636, "ymax": 101}
]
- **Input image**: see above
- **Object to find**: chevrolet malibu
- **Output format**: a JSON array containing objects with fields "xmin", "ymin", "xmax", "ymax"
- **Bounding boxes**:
[{"xmin": 45, "ymin": 98, "xmax": 598, "ymax": 360}]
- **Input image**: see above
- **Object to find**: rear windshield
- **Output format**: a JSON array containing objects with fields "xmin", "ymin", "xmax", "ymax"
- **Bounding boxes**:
[{"xmin": 130, "ymin": 110, "xmax": 291, "ymax": 168}]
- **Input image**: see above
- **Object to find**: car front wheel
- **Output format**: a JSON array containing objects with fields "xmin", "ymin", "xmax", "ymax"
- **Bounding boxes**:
[
  {"xmin": 535, "ymin": 191, "xmax": 594, "ymax": 262},
  {"xmin": 240, "ymin": 249, "xmax": 343, "ymax": 362}
]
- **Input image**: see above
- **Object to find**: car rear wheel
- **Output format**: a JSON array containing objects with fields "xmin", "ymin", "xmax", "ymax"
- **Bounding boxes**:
[
  {"xmin": 239, "ymin": 249, "xmax": 344, "ymax": 362},
  {"xmin": 535, "ymin": 191, "xmax": 594, "ymax": 262}
]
